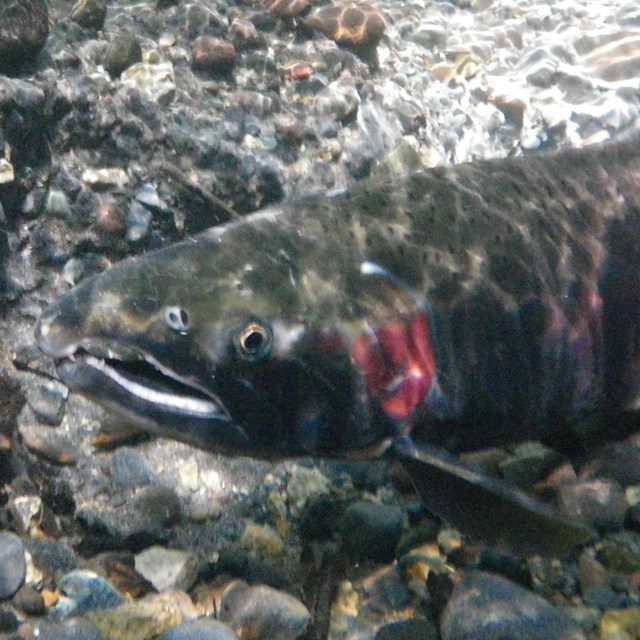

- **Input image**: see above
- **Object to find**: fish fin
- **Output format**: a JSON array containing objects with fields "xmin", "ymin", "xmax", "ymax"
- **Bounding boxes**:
[{"xmin": 393, "ymin": 439, "xmax": 594, "ymax": 557}]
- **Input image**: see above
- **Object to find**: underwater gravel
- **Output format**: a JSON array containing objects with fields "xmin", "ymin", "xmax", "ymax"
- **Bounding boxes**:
[{"xmin": 1, "ymin": 0, "xmax": 640, "ymax": 639}]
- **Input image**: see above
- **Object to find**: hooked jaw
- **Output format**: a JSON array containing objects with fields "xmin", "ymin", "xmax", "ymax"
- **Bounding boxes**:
[{"xmin": 34, "ymin": 300, "xmax": 250, "ymax": 452}]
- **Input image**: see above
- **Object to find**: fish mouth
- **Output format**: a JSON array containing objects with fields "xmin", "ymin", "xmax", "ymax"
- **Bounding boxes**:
[
  {"xmin": 53, "ymin": 347, "xmax": 252, "ymax": 451},
  {"xmin": 63, "ymin": 349, "xmax": 225, "ymax": 418}
]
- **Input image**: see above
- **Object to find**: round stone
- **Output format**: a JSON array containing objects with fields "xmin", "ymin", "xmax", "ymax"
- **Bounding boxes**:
[
  {"xmin": 441, "ymin": 571, "xmax": 586, "ymax": 640},
  {"xmin": 0, "ymin": 0, "xmax": 48, "ymax": 75},
  {"xmin": 0, "ymin": 532, "xmax": 26, "ymax": 600},
  {"xmin": 338, "ymin": 500, "xmax": 403, "ymax": 562}
]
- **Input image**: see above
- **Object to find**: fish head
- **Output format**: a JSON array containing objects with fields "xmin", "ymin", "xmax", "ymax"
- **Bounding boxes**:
[{"xmin": 35, "ymin": 224, "xmax": 433, "ymax": 458}]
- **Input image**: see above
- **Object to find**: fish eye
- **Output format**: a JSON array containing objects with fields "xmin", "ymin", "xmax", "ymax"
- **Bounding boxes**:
[
  {"xmin": 164, "ymin": 306, "xmax": 191, "ymax": 333},
  {"xmin": 236, "ymin": 319, "xmax": 272, "ymax": 361}
]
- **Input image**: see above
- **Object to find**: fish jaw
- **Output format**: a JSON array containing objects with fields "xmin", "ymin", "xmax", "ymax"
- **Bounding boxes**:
[{"xmin": 34, "ymin": 282, "xmax": 253, "ymax": 452}]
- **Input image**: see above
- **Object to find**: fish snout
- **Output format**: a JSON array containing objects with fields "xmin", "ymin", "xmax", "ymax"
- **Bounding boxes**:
[{"xmin": 34, "ymin": 302, "xmax": 81, "ymax": 359}]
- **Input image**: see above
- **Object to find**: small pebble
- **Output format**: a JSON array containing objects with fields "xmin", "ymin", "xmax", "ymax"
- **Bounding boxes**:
[
  {"xmin": 135, "ymin": 547, "xmax": 198, "ymax": 593},
  {"xmin": 70, "ymin": 0, "xmax": 107, "ymax": 29},
  {"xmin": 583, "ymin": 584, "xmax": 622, "ymax": 610},
  {"xmin": 0, "ymin": 606, "xmax": 19, "ymax": 633},
  {"xmin": 230, "ymin": 18, "xmax": 261, "ymax": 50},
  {"xmin": 0, "ymin": 0, "xmax": 48, "ymax": 74},
  {"xmin": 191, "ymin": 37, "xmax": 236, "ymax": 74},
  {"xmin": 82, "ymin": 168, "xmax": 130, "ymax": 190},
  {"xmin": 20, "ymin": 423, "xmax": 78, "ymax": 466},
  {"xmin": 12, "ymin": 583, "xmax": 46, "ymax": 615},
  {"xmin": 8, "ymin": 496, "xmax": 43, "ymax": 535},
  {"xmin": 0, "ymin": 158, "xmax": 14, "ymax": 184},
  {"xmin": 24, "ymin": 380, "xmax": 68, "ymax": 425},
  {"xmin": 338, "ymin": 500, "xmax": 403, "ymax": 562},
  {"xmin": 120, "ymin": 62, "xmax": 176, "ymax": 106},
  {"xmin": 103, "ymin": 32, "xmax": 142, "ymax": 77},
  {"xmin": 284, "ymin": 61, "xmax": 314, "ymax": 81},
  {"xmin": 314, "ymin": 81, "xmax": 360, "ymax": 122},
  {"xmin": 240, "ymin": 522, "xmax": 284, "ymax": 557},
  {"xmin": 95, "ymin": 199, "xmax": 126, "ymax": 234},
  {"xmin": 577, "ymin": 550, "xmax": 608, "ymax": 593},
  {"xmin": 109, "ymin": 447, "xmax": 157, "ymax": 489},
  {"xmin": 0, "ymin": 532, "xmax": 26, "ymax": 600},
  {"xmin": 24, "ymin": 539, "xmax": 77, "ymax": 580}
]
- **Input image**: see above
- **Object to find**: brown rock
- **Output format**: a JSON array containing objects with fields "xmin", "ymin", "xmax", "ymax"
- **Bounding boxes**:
[
  {"xmin": 266, "ymin": 0, "xmax": 312, "ymax": 18},
  {"xmin": 284, "ymin": 61, "xmax": 314, "ymax": 80},
  {"xmin": 230, "ymin": 18, "xmax": 262, "ymax": 50},
  {"xmin": 305, "ymin": 1, "xmax": 386, "ymax": 50},
  {"xmin": 191, "ymin": 37, "xmax": 236, "ymax": 74}
]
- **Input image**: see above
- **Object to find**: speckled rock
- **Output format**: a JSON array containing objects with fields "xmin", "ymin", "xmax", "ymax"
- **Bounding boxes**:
[
  {"xmin": 0, "ymin": 532, "xmax": 26, "ymax": 600},
  {"xmin": 0, "ymin": 0, "xmax": 48, "ymax": 75},
  {"xmin": 305, "ymin": 1, "xmax": 386, "ymax": 60},
  {"xmin": 440, "ymin": 571, "xmax": 586, "ymax": 640}
]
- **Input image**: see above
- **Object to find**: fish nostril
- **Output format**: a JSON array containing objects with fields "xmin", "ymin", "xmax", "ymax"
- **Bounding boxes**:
[{"xmin": 164, "ymin": 306, "xmax": 191, "ymax": 333}]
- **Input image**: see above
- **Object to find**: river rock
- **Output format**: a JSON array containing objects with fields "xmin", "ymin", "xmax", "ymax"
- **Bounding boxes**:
[
  {"xmin": 157, "ymin": 619, "xmax": 240, "ymax": 640},
  {"xmin": 440, "ymin": 571, "xmax": 586, "ymax": 640},
  {"xmin": 0, "ymin": 532, "xmax": 26, "ymax": 600},
  {"xmin": 338, "ymin": 500, "xmax": 403, "ymax": 562},
  {"xmin": 0, "ymin": 0, "xmax": 48, "ymax": 75}
]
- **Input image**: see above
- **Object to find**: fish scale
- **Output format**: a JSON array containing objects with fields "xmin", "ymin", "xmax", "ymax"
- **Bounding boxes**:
[{"xmin": 35, "ymin": 132, "xmax": 640, "ymax": 555}]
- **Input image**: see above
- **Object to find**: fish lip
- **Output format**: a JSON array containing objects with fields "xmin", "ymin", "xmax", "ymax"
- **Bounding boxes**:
[{"xmin": 56, "ymin": 345, "xmax": 231, "ymax": 422}]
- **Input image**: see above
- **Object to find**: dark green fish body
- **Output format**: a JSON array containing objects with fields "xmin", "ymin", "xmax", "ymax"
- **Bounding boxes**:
[{"xmin": 36, "ymin": 134, "xmax": 640, "ymax": 555}]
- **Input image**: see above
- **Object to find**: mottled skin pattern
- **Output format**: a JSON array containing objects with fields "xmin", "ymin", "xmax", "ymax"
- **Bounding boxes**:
[{"xmin": 35, "ymin": 133, "xmax": 640, "ymax": 554}]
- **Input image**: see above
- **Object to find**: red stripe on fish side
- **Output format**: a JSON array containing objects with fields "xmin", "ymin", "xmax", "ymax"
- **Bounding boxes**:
[{"xmin": 351, "ymin": 310, "xmax": 437, "ymax": 421}]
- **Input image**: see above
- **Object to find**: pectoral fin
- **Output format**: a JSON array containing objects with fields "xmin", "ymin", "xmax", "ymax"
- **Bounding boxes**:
[{"xmin": 394, "ymin": 440, "xmax": 594, "ymax": 557}]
